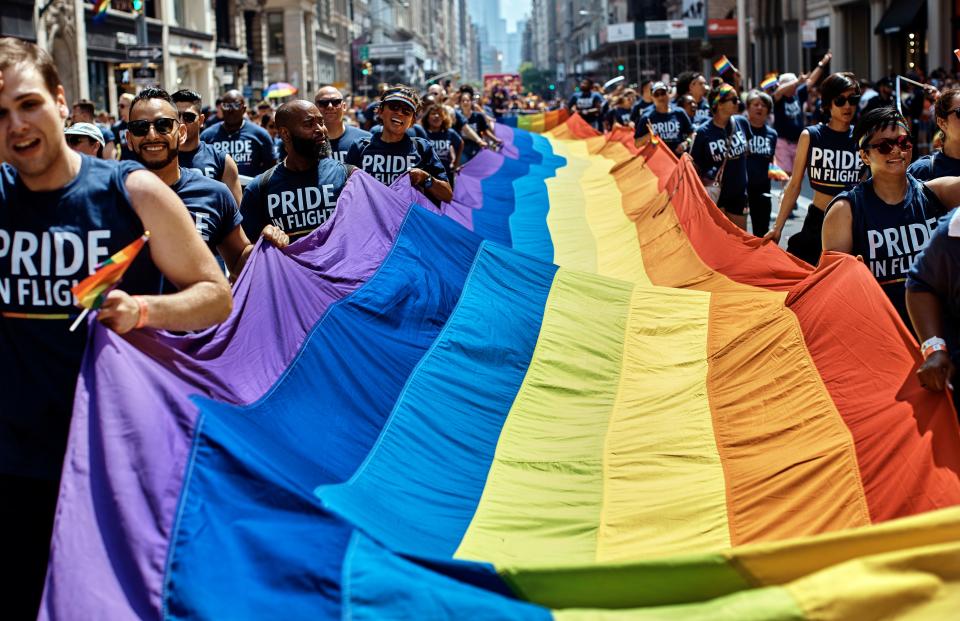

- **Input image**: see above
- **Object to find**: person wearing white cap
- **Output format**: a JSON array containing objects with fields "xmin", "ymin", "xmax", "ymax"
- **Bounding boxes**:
[
  {"xmin": 635, "ymin": 81, "xmax": 692, "ymax": 155},
  {"xmin": 64, "ymin": 122, "xmax": 104, "ymax": 158},
  {"xmin": 772, "ymin": 51, "xmax": 832, "ymax": 174}
]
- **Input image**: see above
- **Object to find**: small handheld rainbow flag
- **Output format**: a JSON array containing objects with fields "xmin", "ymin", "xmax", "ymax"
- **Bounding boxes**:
[
  {"xmin": 760, "ymin": 73, "xmax": 778, "ymax": 91},
  {"xmin": 713, "ymin": 55, "xmax": 734, "ymax": 75},
  {"xmin": 93, "ymin": 0, "xmax": 111, "ymax": 23},
  {"xmin": 69, "ymin": 231, "xmax": 150, "ymax": 331},
  {"xmin": 768, "ymin": 163, "xmax": 789, "ymax": 182}
]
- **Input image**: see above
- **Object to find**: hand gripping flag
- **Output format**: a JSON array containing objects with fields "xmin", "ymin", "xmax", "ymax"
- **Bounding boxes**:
[{"xmin": 69, "ymin": 231, "xmax": 150, "ymax": 331}]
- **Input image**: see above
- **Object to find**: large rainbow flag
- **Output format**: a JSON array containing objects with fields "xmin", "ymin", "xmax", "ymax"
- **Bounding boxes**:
[{"xmin": 41, "ymin": 113, "xmax": 960, "ymax": 620}]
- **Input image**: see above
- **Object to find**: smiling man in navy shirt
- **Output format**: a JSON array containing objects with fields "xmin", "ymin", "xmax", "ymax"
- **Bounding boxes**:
[{"xmin": 127, "ymin": 87, "xmax": 255, "ymax": 278}]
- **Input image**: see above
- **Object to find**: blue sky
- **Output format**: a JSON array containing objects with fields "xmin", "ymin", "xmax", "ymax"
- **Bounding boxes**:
[{"xmin": 501, "ymin": 0, "xmax": 531, "ymax": 33}]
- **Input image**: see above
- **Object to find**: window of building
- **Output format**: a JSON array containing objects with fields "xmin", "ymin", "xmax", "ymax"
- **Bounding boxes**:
[
  {"xmin": 267, "ymin": 12, "xmax": 284, "ymax": 56},
  {"xmin": 317, "ymin": 0, "xmax": 333, "ymax": 36},
  {"xmin": 216, "ymin": 0, "xmax": 234, "ymax": 46}
]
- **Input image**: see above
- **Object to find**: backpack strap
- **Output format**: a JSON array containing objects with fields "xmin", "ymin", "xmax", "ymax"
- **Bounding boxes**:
[{"xmin": 257, "ymin": 163, "xmax": 281, "ymax": 218}]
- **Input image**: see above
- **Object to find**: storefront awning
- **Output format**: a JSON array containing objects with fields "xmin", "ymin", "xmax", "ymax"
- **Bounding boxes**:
[
  {"xmin": 874, "ymin": 0, "xmax": 923, "ymax": 35},
  {"xmin": 216, "ymin": 47, "xmax": 248, "ymax": 65}
]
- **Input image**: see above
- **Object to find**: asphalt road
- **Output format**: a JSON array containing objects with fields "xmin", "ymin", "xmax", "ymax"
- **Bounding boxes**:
[{"xmin": 749, "ymin": 176, "xmax": 814, "ymax": 246}]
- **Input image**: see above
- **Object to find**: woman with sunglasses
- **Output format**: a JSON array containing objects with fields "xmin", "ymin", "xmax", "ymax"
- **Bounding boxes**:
[
  {"xmin": 420, "ymin": 103, "xmax": 462, "ymax": 185},
  {"xmin": 345, "ymin": 86, "xmax": 452, "ymax": 203},
  {"xmin": 690, "ymin": 83, "xmax": 751, "ymax": 229},
  {"xmin": 822, "ymin": 108, "xmax": 956, "ymax": 328},
  {"xmin": 765, "ymin": 72, "xmax": 863, "ymax": 265},
  {"xmin": 908, "ymin": 88, "xmax": 960, "ymax": 181}
]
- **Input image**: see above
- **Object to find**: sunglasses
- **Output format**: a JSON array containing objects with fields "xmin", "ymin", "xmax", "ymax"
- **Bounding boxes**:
[
  {"xmin": 315, "ymin": 98, "xmax": 343, "ymax": 108},
  {"xmin": 945, "ymin": 108, "xmax": 960, "ymax": 120},
  {"xmin": 220, "ymin": 102, "xmax": 243, "ymax": 111},
  {"xmin": 720, "ymin": 96, "xmax": 740, "ymax": 104},
  {"xmin": 179, "ymin": 110, "xmax": 198, "ymax": 123},
  {"xmin": 66, "ymin": 135, "xmax": 92, "ymax": 146},
  {"xmin": 127, "ymin": 117, "xmax": 178, "ymax": 137},
  {"xmin": 862, "ymin": 134, "xmax": 913, "ymax": 154},
  {"xmin": 384, "ymin": 101, "xmax": 413, "ymax": 115},
  {"xmin": 833, "ymin": 94, "xmax": 861, "ymax": 107}
]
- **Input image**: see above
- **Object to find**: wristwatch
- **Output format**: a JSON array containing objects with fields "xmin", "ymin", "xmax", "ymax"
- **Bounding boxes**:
[{"xmin": 423, "ymin": 175, "xmax": 434, "ymax": 189}]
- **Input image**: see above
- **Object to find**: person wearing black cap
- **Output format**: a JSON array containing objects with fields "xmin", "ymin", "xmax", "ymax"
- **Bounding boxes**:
[
  {"xmin": 635, "ymin": 81, "xmax": 693, "ymax": 155},
  {"xmin": 345, "ymin": 85, "xmax": 452, "ymax": 203}
]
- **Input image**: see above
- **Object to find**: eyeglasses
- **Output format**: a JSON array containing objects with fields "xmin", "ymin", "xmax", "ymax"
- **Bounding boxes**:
[
  {"xmin": 315, "ymin": 98, "xmax": 343, "ymax": 108},
  {"xmin": 220, "ymin": 102, "xmax": 243, "ymax": 111},
  {"xmin": 384, "ymin": 101, "xmax": 413, "ymax": 115},
  {"xmin": 833, "ymin": 94, "xmax": 861, "ymax": 107},
  {"xmin": 862, "ymin": 135, "xmax": 913, "ymax": 154},
  {"xmin": 127, "ymin": 117, "xmax": 178, "ymax": 137},
  {"xmin": 179, "ymin": 110, "xmax": 198, "ymax": 123}
]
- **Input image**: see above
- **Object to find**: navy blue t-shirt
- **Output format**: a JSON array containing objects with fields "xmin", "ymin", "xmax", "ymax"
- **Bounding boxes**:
[
  {"xmin": 746, "ymin": 123, "xmax": 778, "ymax": 189},
  {"xmin": 0, "ymin": 156, "xmax": 164, "ymax": 479},
  {"xmin": 605, "ymin": 107, "xmax": 632, "ymax": 128},
  {"xmin": 630, "ymin": 99, "xmax": 653, "ymax": 124},
  {"xmin": 200, "ymin": 119, "xmax": 276, "ymax": 177},
  {"xmin": 179, "ymin": 141, "xmax": 227, "ymax": 181},
  {"xmin": 907, "ymin": 209, "xmax": 960, "ymax": 363},
  {"xmin": 330, "ymin": 125, "xmax": 372, "ymax": 163},
  {"xmin": 830, "ymin": 174, "xmax": 947, "ymax": 326},
  {"xmin": 692, "ymin": 98, "xmax": 712, "ymax": 126},
  {"xmin": 568, "ymin": 91, "xmax": 604, "ymax": 121},
  {"xmin": 112, "ymin": 120, "xmax": 133, "ymax": 160},
  {"xmin": 345, "ymin": 133, "xmax": 448, "ymax": 187},
  {"xmin": 171, "ymin": 167, "xmax": 242, "ymax": 252},
  {"xmin": 907, "ymin": 151, "xmax": 960, "ymax": 181},
  {"xmin": 424, "ymin": 128, "xmax": 463, "ymax": 178},
  {"xmin": 635, "ymin": 107, "xmax": 693, "ymax": 153},
  {"xmin": 239, "ymin": 158, "xmax": 349, "ymax": 241},
  {"xmin": 454, "ymin": 110, "xmax": 489, "ymax": 160},
  {"xmin": 97, "ymin": 123, "xmax": 116, "ymax": 145},
  {"xmin": 805, "ymin": 123, "xmax": 861, "ymax": 196},
  {"xmin": 773, "ymin": 84, "xmax": 808, "ymax": 143},
  {"xmin": 691, "ymin": 115, "xmax": 750, "ymax": 208}
]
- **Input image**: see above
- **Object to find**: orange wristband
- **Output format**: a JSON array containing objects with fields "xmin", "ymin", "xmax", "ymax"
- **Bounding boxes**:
[{"xmin": 134, "ymin": 296, "xmax": 149, "ymax": 329}]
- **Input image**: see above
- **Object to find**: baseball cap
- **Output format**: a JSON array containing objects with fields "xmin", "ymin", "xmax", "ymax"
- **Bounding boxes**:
[
  {"xmin": 651, "ymin": 81, "xmax": 668, "ymax": 94},
  {"xmin": 381, "ymin": 91, "xmax": 418, "ymax": 112},
  {"xmin": 65, "ymin": 122, "xmax": 105, "ymax": 146}
]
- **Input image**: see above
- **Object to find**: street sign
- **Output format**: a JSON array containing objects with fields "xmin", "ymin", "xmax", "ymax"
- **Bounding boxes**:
[
  {"xmin": 801, "ymin": 21, "xmax": 817, "ymax": 48},
  {"xmin": 133, "ymin": 66, "xmax": 157, "ymax": 80},
  {"xmin": 128, "ymin": 46, "xmax": 162, "ymax": 61},
  {"xmin": 116, "ymin": 32, "xmax": 138, "ymax": 46},
  {"xmin": 359, "ymin": 45, "xmax": 369, "ymax": 61}
]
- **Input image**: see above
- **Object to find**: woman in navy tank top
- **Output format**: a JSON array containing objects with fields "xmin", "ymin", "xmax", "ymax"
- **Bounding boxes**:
[
  {"xmin": 765, "ymin": 72, "xmax": 863, "ymax": 265},
  {"xmin": 823, "ymin": 108, "xmax": 957, "ymax": 329}
]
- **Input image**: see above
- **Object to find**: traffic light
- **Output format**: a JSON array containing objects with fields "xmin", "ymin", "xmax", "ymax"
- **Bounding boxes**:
[
  {"xmin": 360, "ymin": 61, "xmax": 373, "ymax": 76},
  {"xmin": 132, "ymin": 0, "xmax": 144, "ymax": 12},
  {"xmin": 616, "ymin": 60, "xmax": 625, "ymax": 73},
  {"xmin": 548, "ymin": 84, "xmax": 555, "ymax": 91}
]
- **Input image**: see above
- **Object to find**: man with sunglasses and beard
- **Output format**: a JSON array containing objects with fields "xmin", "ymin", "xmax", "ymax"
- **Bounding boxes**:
[
  {"xmin": 172, "ymin": 89, "xmax": 243, "ymax": 205},
  {"xmin": 314, "ymin": 85, "xmax": 371, "ymax": 163},
  {"xmin": 127, "ymin": 88, "xmax": 256, "ymax": 279},
  {"xmin": 200, "ymin": 89, "xmax": 276, "ymax": 178},
  {"xmin": 240, "ymin": 100, "xmax": 354, "ymax": 246},
  {"xmin": 822, "ymin": 108, "xmax": 958, "ymax": 329},
  {"xmin": 345, "ymin": 86, "xmax": 452, "ymax": 204},
  {"xmin": 0, "ymin": 40, "xmax": 232, "ymax": 617}
]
